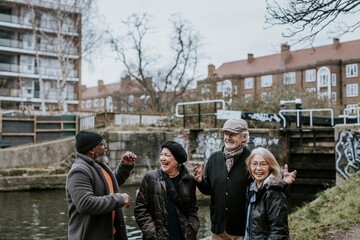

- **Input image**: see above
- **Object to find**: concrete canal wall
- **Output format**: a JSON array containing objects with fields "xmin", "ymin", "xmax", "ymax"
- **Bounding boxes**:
[{"xmin": 0, "ymin": 128, "xmax": 285, "ymax": 191}]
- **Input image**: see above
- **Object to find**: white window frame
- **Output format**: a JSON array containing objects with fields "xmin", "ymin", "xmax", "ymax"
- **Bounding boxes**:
[
  {"xmin": 305, "ymin": 69, "xmax": 316, "ymax": 82},
  {"xmin": 261, "ymin": 75, "xmax": 272, "ymax": 88},
  {"xmin": 233, "ymin": 86, "xmax": 238, "ymax": 95},
  {"xmin": 318, "ymin": 68, "xmax": 329, "ymax": 87},
  {"xmin": 319, "ymin": 92, "xmax": 329, "ymax": 99},
  {"xmin": 346, "ymin": 64, "xmax": 358, "ymax": 78},
  {"xmin": 216, "ymin": 82, "xmax": 222, "ymax": 93},
  {"xmin": 331, "ymin": 92, "xmax": 336, "ymax": 102},
  {"xmin": 244, "ymin": 77, "xmax": 254, "ymax": 89},
  {"xmin": 93, "ymin": 98, "xmax": 99, "ymax": 107},
  {"xmin": 347, "ymin": 104, "xmax": 358, "ymax": 110},
  {"xmin": 244, "ymin": 94, "xmax": 252, "ymax": 99},
  {"xmin": 331, "ymin": 73, "xmax": 336, "ymax": 86},
  {"xmin": 201, "ymin": 86, "xmax": 210, "ymax": 94},
  {"xmin": 222, "ymin": 80, "xmax": 233, "ymax": 97},
  {"xmin": 346, "ymin": 84, "xmax": 358, "ymax": 97},
  {"xmin": 306, "ymin": 88, "xmax": 316, "ymax": 93},
  {"xmin": 100, "ymin": 98, "xmax": 105, "ymax": 107},
  {"xmin": 283, "ymin": 72, "xmax": 296, "ymax": 85},
  {"xmin": 261, "ymin": 92, "xmax": 271, "ymax": 100},
  {"xmin": 86, "ymin": 99, "xmax": 92, "ymax": 108},
  {"xmin": 128, "ymin": 95, "xmax": 134, "ymax": 103}
]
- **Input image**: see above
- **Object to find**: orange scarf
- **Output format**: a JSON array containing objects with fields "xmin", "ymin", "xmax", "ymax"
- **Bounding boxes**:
[{"xmin": 101, "ymin": 167, "xmax": 116, "ymax": 235}]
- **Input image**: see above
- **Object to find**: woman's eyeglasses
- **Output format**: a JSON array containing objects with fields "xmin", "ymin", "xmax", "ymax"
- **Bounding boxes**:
[{"xmin": 250, "ymin": 162, "xmax": 268, "ymax": 168}]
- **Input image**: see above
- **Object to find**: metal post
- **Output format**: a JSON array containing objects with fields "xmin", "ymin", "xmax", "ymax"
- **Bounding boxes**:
[
  {"xmin": 198, "ymin": 103, "xmax": 201, "ymax": 128},
  {"xmin": 295, "ymin": 98, "xmax": 303, "ymax": 128},
  {"xmin": 214, "ymin": 101, "xmax": 217, "ymax": 128},
  {"xmin": 183, "ymin": 105, "xmax": 186, "ymax": 129}
]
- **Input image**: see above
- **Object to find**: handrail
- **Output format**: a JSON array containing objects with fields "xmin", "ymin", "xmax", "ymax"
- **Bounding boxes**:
[
  {"xmin": 279, "ymin": 108, "xmax": 334, "ymax": 128},
  {"xmin": 342, "ymin": 107, "xmax": 360, "ymax": 124},
  {"xmin": 175, "ymin": 99, "xmax": 226, "ymax": 118}
]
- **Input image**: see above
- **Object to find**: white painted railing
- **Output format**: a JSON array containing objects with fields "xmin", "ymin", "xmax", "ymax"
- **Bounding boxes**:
[{"xmin": 279, "ymin": 108, "xmax": 334, "ymax": 128}]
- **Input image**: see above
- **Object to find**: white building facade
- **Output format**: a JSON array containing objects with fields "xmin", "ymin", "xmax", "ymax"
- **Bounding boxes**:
[{"xmin": 0, "ymin": 0, "xmax": 81, "ymax": 112}]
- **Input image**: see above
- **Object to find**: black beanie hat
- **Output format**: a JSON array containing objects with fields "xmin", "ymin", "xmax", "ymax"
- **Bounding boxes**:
[
  {"xmin": 161, "ymin": 141, "xmax": 187, "ymax": 164},
  {"xmin": 76, "ymin": 130, "xmax": 103, "ymax": 154}
]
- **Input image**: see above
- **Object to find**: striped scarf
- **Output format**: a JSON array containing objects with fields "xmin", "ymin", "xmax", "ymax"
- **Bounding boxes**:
[{"xmin": 223, "ymin": 143, "xmax": 245, "ymax": 172}]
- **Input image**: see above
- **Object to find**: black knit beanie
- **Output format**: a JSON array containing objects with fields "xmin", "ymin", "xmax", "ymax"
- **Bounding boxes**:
[
  {"xmin": 76, "ymin": 130, "xmax": 103, "ymax": 154},
  {"xmin": 161, "ymin": 141, "xmax": 187, "ymax": 164}
]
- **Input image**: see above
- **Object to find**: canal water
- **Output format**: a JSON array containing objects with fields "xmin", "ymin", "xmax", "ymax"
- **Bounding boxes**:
[{"xmin": 0, "ymin": 185, "xmax": 211, "ymax": 240}]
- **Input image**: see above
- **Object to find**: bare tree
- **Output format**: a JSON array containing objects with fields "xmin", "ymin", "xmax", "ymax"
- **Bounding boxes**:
[
  {"xmin": 27, "ymin": 3, "xmax": 45, "ymax": 114},
  {"xmin": 111, "ymin": 13, "xmax": 202, "ymax": 113},
  {"xmin": 265, "ymin": 0, "xmax": 360, "ymax": 44},
  {"xmin": 25, "ymin": 0, "xmax": 103, "ymax": 113}
]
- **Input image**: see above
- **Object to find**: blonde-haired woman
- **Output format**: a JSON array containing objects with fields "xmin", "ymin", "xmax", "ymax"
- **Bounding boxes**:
[{"xmin": 244, "ymin": 147, "xmax": 289, "ymax": 240}]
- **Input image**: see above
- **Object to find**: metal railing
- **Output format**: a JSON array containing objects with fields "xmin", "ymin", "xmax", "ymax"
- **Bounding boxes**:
[
  {"xmin": 279, "ymin": 108, "xmax": 334, "ymax": 128},
  {"xmin": 175, "ymin": 99, "xmax": 226, "ymax": 128},
  {"xmin": 175, "ymin": 99, "xmax": 226, "ymax": 117},
  {"xmin": 342, "ymin": 106, "xmax": 360, "ymax": 124}
]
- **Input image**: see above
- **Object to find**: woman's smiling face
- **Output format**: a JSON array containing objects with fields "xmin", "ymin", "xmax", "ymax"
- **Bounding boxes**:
[
  {"xmin": 159, "ymin": 148, "xmax": 179, "ymax": 176},
  {"xmin": 250, "ymin": 153, "xmax": 270, "ymax": 186}
]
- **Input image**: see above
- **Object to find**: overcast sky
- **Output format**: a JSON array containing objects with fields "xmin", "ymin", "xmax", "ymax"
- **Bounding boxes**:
[{"xmin": 81, "ymin": 0, "xmax": 360, "ymax": 87}]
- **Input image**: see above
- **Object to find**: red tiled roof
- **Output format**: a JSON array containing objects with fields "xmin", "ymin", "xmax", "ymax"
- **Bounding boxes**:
[
  {"xmin": 215, "ymin": 39, "xmax": 360, "ymax": 78},
  {"xmin": 82, "ymin": 80, "xmax": 144, "ymax": 99}
]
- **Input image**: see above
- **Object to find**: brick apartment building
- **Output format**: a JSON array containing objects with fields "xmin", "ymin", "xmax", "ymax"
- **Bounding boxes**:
[
  {"xmin": 81, "ymin": 76, "xmax": 146, "ymax": 113},
  {"xmin": 198, "ymin": 38, "xmax": 360, "ymax": 110},
  {"xmin": 81, "ymin": 75, "xmax": 198, "ymax": 113}
]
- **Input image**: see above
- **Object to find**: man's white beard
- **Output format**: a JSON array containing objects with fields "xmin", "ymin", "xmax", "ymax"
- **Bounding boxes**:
[
  {"xmin": 224, "ymin": 141, "xmax": 246, "ymax": 151},
  {"xmin": 224, "ymin": 142, "xmax": 235, "ymax": 150},
  {"xmin": 94, "ymin": 153, "xmax": 109, "ymax": 163}
]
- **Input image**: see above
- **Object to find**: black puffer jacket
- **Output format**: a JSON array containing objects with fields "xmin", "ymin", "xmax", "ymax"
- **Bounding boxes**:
[
  {"xmin": 134, "ymin": 165, "xmax": 200, "ymax": 240},
  {"xmin": 246, "ymin": 175, "xmax": 289, "ymax": 240}
]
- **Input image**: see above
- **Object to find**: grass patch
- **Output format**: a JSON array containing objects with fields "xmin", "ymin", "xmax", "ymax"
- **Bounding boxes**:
[{"xmin": 289, "ymin": 173, "xmax": 360, "ymax": 239}]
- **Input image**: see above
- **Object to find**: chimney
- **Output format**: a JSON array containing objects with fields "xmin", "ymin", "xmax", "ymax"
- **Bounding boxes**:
[
  {"xmin": 97, "ymin": 80, "xmax": 104, "ymax": 91},
  {"xmin": 247, "ymin": 53, "xmax": 254, "ymax": 63},
  {"xmin": 281, "ymin": 43, "xmax": 291, "ymax": 64},
  {"xmin": 122, "ymin": 75, "xmax": 131, "ymax": 82},
  {"xmin": 208, "ymin": 64, "xmax": 216, "ymax": 77},
  {"xmin": 332, "ymin": 38, "xmax": 340, "ymax": 50}
]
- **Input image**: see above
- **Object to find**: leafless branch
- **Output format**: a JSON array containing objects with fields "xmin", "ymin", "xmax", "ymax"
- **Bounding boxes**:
[{"xmin": 265, "ymin": 0, "xmax": 360, "ymax": 45}]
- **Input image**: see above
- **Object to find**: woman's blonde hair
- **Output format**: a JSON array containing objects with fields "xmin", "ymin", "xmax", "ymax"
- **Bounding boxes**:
[{"xmin": 245, "ymin": 147, "xmax": 281, "ymax": 178}]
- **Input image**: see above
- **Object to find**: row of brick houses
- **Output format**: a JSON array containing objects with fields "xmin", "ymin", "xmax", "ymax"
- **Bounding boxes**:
[
  {"xmin": 81, "ymin": 75, "xmax": 197, "ymax": 113},
  {"xmin": 81, "ymin": 76, "xmax": 146, "ymax": 113},
  {"xmin": 82, "ymin": 38, "xmax": 360, "ymax": 113},
  {"xmin": 198, "ymin": 38, "xmax": 360, "ymax": 110},
  {"xmin": 0, "ymin": 1, "xmax": 359, "ymax": 115}
]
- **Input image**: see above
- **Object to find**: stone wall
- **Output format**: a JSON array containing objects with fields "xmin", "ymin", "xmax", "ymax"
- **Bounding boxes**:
[
  {"xmin": 105, "ymin": 130, "xmax": 177, "ymax": 184},
  {"xmin": 0, "ymin": 137, "xmax": 76, "ymax": 169},
  {"xmin": 0, "ymin": 128, "xmax": 287, "ymax": 190}
]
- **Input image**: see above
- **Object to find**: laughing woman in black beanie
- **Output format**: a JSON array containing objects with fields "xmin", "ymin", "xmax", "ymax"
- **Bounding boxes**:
[
  {"xmin": 66, "ymin": 130, "xmax": 137, "ymax": 240},
  {"xmin": 134, "ymin": 141, "xmax": 200, "ymax": 240}
]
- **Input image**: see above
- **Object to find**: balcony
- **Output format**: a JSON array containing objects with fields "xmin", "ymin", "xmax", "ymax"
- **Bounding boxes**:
[
  {"xmin": 0, "ymin": 13, "xmax": 79, "ymax": 36},
  {"xmin": 0, "ymin": 87, "xmax": 78, "ymax": 101},
  {"xmin": 0, "ymin": 62, "xmax": 79, "ymax": 79},
  {"xmin": 7, "ymin": 0, "xmax": 81, "ymax": 13},
  {"xmin": 0, "ymin": 37, "xmax": 79, "ymax": 57}
]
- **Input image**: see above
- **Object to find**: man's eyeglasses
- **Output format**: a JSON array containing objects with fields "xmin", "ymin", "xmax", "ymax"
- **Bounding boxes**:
[{"xmin": 250, "ymin": 162, "xmax": 268, "ymax": 168}]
